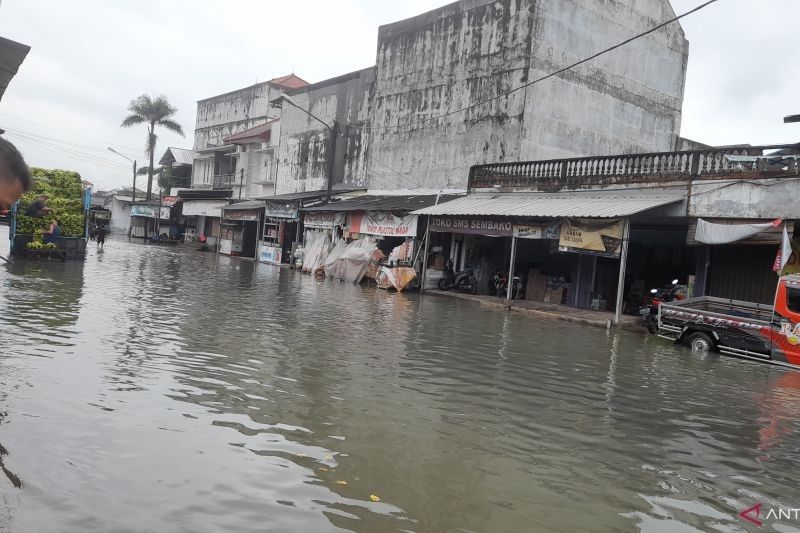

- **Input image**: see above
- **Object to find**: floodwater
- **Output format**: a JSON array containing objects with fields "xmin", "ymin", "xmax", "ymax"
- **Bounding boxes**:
[{"xmin": 1, "ymin": 231, "xmax": 799, "ymax": 533}]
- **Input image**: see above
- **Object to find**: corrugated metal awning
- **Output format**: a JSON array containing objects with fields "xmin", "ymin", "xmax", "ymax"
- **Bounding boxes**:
[
  {"xmin": 221, "ymin": 200, "xmax": 265, "ymax": 211},
  {"xmin": 412, "ymin": 193, "xmax": 685, "ymax": 218}
]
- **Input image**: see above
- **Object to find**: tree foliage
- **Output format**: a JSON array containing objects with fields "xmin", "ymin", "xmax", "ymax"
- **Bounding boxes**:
[{"xmin": 120, "ymin": 94, "xmax": 185, "ymax": 200}]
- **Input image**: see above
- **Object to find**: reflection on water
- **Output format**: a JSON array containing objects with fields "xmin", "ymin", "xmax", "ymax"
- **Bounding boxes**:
[{"xmin": 0, "ymin": 231, "xmax": 799, "ymax": 532}]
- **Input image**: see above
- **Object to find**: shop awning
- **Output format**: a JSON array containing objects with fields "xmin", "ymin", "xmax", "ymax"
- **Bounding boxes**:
[
  {"xmin": 412, "ymin": 193, "xmax": 685, "ymax": 218},
  {"xmin": 182, "ymin": 199, "xmax": 229, "ymax": 217},
  {"xmin": 221, "ymin": 200, "xmax": 265, "ymax": 211},
  {"xmin": 304, "ymin": 194, "xmax": 461, "ymax": 213}
]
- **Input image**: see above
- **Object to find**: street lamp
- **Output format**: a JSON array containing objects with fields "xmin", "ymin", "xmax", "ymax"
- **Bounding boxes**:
[
  {"xmin": 107, "ymin": 147, "xmax": 137, "ymax": 205},
  {"xmin": 272, "ymin": 94, "xmax": 338, "ymax": 202},
  {"xmin": 784, "ymin": 115, "xmax": 800, "ymax": 124}
]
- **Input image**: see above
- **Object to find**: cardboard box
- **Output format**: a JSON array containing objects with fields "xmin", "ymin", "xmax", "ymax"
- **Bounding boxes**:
[{"xmin": 525, "ymin": 269, "xmax": 547, "ymax": 301}]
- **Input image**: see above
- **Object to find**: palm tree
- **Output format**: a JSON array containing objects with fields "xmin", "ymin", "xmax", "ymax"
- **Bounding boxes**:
[{"xmin": 121, "ymin": 95, "xmax": 184, "ymax": 200}]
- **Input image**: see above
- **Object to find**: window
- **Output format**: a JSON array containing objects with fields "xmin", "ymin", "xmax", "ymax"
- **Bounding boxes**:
[{"xmin": 787, "ymin": 287, "xmax": 800, "ymax": 313}]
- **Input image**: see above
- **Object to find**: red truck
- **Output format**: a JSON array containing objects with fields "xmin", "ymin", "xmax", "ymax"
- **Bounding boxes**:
[{"xmin": 656, "ymin": 275, "xmax": 800, "ymax": 369}]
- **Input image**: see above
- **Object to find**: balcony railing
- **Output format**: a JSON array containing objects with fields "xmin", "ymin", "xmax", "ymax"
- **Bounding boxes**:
[
  {"xmin": 212, "ymin": 174, "xmax": 236, "ymax": 190},
  {"xmin": 468, "ymin": 145, "xmax": 800, "ymax": 192}
]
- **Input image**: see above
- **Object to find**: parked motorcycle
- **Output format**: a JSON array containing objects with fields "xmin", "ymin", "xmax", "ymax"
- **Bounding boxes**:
[
  {"xmin": 639, "ymin": 278, "xmax": 680, "ymax": 333},
  {"xmin": 488, "ymin": 268, "xmax": 503, "ymax": 294},
  {"xmin": 496, "ymin": 273, "xmax": 523, "ymax": 299},
  {"xmin": 438, "ymin": 260, "xmax": 478, "ymax": 294}
]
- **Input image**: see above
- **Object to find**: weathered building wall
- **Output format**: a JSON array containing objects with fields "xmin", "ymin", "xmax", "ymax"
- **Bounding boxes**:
[
  {"xmin": 689, "ymin": 178, "xmax": 800, "ymax": 219},
  {"xmin": 193, "ymin": 83, "xmax": 282, "ymax": 150},
  {"xmin": 275, "ymin": 68, "xmax": 374, "ymax": 194},
  {"xmin": 367, "ymin": 0, "xmax": 688, "ymax": 190}
]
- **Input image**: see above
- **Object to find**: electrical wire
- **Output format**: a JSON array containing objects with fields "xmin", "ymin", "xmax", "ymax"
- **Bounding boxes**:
[
  {"xmin": 0, "ymin": 112, "xmax": 143, "ymax": 152},
  {"xmin": 6, "ymin": 131, "xmax": 130, "ymax": 169}
]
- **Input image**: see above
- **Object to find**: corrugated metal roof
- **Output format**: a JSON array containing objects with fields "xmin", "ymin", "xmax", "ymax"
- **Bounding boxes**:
[
  {"xmin": 221, "ymin": 200, "xmax": 265, "ymax": 210},
  {"xmin": 304, "ymin": 194, "xmax": 462, "ymax": 213},
  {"xmin": 412, "ymin": 193, "xmax": 685, "ymax": 218},
  {"xmin": 159, "ymin": 147, "xmax": 198, "ymax": 166},
  {"xmin": 257, "ymin": 189, "xmax": 362, "ymax": 203},
  {"xmin": 0, "ymin": 37, "xmax": 30, "ymax": 103}
]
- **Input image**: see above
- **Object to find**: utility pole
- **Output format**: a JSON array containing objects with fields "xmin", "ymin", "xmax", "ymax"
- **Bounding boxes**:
[
  {"xmin": 271, "ymin": 95, "xmax": 337, "ymax": 203},
  {"xmin": 325, "ymin": 121, "xmax": 338, "ymax": 203}
]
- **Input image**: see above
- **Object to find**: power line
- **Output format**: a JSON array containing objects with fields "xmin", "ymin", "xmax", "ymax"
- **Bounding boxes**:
[
  {"xmin": 0, "ymin": 112, "xmax": 144, "ymax": 152},
  {"xmin": 5, "ymin": 131, "xmax": 130, "ymax": 169},
  {"xmin": 354, "ymin": 0, "xmax": 719, "ymax": 136}
]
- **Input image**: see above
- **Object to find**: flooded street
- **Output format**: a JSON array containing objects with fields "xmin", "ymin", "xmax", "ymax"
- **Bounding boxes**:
[{"xmin": 0, "ymin": 232, "xmax": 799, "ymax": 532}]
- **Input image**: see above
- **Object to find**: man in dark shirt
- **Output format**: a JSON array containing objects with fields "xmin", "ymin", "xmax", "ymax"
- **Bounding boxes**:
[
  {"xmin": 25, "ymin": 194, "xmax": 51, "ymax": 218},
  {"xmin": 96, "ymin": 225, "xmax": 107, "ymax": 249}
]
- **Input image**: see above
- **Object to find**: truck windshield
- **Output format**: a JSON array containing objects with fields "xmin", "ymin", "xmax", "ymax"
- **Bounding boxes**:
[{"xmin": 787, "ymin": 287, "xmax": 800, "ymax": 313}]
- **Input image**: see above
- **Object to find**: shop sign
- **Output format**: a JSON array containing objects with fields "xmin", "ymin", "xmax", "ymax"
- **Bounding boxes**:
[
  {"xmin": 264, "ymin": 203, "xmax": 299, "ymax": 219},
  {"xmin": 513, "ymin": 223, "xmax": 561, "ymax": 240},
  {"xmin": 259, "ymin": 243, "xmax": 282, "ymax": 264},
  {"xmin": 182, "ymin": 200, "xmax": 228, "ymax": 217},
  {"xmin": 558, "ymin": 218, "xmax": 625, "ymax": 258},
  {"xmin": 349, "ymin": 211, "xmax": 418, "ymax": 237},
  {"xmin": 304, "ymin": 212, "xmax": 346, "ymax": 229},
  {"xmin": 161, "ymin": 196, "xmax": 177, "ymax": 207},
  {"xmin": 130, "ymin": 204, "xmax": 159, "ymax": 218},
  {"xmin": 429, "ymin": 216, "xmax": 512, "ymax": 237},
  {"xmin": 224, "ymin": 209, "xmax": 260, "ymax": 222}
]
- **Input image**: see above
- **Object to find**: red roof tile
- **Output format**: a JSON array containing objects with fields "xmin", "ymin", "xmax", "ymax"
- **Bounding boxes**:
[{"xmin": 268, "ymin": 73, "xmax": 309, "ymax": 89}]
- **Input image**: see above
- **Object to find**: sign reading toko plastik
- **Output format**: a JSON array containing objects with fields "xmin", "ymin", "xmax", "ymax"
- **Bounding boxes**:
[
  {"xmin": 349, "ymin": 211, "xmax": 418, "ymax": 237},
  {"xmin": 558, "ymin": 218, "xmax": 625, "ymax": 257}
]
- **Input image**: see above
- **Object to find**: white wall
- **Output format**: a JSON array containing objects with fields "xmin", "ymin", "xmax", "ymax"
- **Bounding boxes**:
[{"xmin": 109, "ymin": 198, "xmax": 131, "ymax": 233}]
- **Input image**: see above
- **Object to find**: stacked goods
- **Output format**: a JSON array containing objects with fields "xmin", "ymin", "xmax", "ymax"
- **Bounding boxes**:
[{"xmin": 16, "ymin": 168, "xmax": 85, "ymax": 237}]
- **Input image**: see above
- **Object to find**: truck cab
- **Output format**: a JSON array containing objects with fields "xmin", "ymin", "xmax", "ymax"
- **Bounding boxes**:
[{"xmin": 657, "ymin": 275, "xmax": 800, "ymax": 368}]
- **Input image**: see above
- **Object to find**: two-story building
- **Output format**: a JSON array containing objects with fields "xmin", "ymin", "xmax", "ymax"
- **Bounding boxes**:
[{"xmin": 177, "ymin": 73, "xmax": 308, "ymax": 244}]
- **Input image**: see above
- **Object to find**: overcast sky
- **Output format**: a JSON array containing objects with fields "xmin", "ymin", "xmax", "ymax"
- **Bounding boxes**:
[{"xmin": 0, "ymin": 0, "xmax": 798, "ymax": 190}]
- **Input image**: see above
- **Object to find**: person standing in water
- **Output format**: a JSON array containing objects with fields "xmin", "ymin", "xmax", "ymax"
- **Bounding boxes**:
[{"xmin": 95, "ymin": 224, "xmax": 107, "ymax": 249}]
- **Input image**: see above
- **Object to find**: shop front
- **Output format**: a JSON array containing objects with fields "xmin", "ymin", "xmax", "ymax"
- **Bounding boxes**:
[
  {"xmin": 129, "ymin": 203, "xmax": 170, "ymax": 239},
  {"xmin": 179, "ymin": 198, "xmax": 229, "ymax": 246},
  {"xmin": 259, "ymin": 202, "xmax": 300, "ymax": 265},
  {"xmin": 415, "ymin": 192, "xmax": 686, "ymax": 322},
  {"xmin": 219, "ymin": 201, "xmax": 264, "ymax": 259}
]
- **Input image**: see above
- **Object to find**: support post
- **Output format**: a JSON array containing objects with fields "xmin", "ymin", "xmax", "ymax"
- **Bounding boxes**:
[
  {"xmin": 325, "ymin": 121, "xmax": 338, "ymax": 203},
  {"xmin": 506, "ymin": 235, "xmax": 518, "ymax": 301},
  {"xmin": 614, "ymin": 218, "xmax": 631, "ymax": 324},
  {"xmin": 420, "ymin": 215, "xmax": 432, "ymax": 292}
]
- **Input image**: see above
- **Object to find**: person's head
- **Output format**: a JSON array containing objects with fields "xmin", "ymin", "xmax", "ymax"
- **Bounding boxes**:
[{"xmin": 0, "ymin": 137, "xmax": 31, "ymax": 210}]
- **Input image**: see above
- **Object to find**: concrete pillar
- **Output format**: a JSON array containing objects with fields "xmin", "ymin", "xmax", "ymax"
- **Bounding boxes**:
[
  {"xmin": 506, "ymin": 236, "xmax": 518, "ymax": 301},
  {"xmin": 614, "ymin": 218, "xmax": 631, "ymax": 324}
]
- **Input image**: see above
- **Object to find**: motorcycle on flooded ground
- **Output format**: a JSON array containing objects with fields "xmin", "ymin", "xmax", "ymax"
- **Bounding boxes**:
[
  {"xmin": 438, "ymin": 259, "xmax": 479, "ymax": 294},
  {"xmin": 639, "ymin": 279, "xmax": 682, "ymax": 333},
  {"xmin": 496, "ymin": 272, "xmax": 523, "ymax": 299}
]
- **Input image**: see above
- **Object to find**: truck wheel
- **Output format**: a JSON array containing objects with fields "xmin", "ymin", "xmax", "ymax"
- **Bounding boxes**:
[{"xmin": 686, "ymin": 331, "xmax": 714, "ymax": 353}]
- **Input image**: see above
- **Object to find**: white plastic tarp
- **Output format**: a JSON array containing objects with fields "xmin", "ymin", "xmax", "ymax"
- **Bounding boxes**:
[
  {"xmin": 695, "ymin": 218, "xmax": 780, "ymax": 244},
  {"xmin": 334, "ymin": 238, "xmax": 378, "ymax": 283},
  {"xmin": 302, "ymin": 236, "xmax": 332, "ymax": 273},
  {"xmin": 324, "ymin": 241, "xmax": 348, "ymax": 279}
]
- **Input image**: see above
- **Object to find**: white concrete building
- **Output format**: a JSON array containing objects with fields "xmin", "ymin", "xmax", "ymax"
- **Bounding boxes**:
[{"xmin": 274, "ymin": 0, "xmax": 689, "ymax": 192}]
